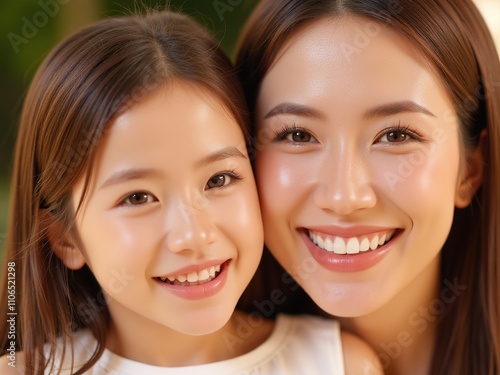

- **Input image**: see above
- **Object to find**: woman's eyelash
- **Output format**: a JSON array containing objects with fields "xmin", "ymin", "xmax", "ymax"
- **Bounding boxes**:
[
  {"xmin": 378, "ymin": 122, "xmax": 424, "ymax": 142},
  {"xmin": 273, "ymin": 124, "xmax": 312, "ymax": 141}
]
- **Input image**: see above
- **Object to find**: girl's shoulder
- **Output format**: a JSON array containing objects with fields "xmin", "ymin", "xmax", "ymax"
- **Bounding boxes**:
[
  {"xmin": 0, "ymin": 351, "xmax": 25, "ymax": 374},
  {"xmin": 0, "ymin": 330, "xmax": 97, "ymax": 375}
]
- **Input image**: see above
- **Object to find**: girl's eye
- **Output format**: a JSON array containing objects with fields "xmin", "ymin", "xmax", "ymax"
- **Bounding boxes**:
[
  {"xmin": 121, "ymin": 192, "xmax": 156, "ymax": 206},
  {"xmin": 205, "ymin": 172, "xmax": 242, "ymax": 190},
  {"xmin": 381, "ymin": 131, "xmax": 409, "ymax": 143}
]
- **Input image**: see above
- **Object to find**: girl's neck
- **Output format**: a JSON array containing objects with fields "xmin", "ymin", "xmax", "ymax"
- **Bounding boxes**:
[
  {"xmin": 340, "ymin": 257, "xmax": 441, "ymax": 375},
  {"xmin": 105, "ymin": 309, "xmax": 274, "ymax": 367}
]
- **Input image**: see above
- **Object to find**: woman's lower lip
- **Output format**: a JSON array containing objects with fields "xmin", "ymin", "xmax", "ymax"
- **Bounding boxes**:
[
  {"xmin": 155, "ymin": 261, "xmax": 229, "ymax": 300},
  {"xmin": 300, "ymin": 230, "xmax": 394, "ymax": 272}
]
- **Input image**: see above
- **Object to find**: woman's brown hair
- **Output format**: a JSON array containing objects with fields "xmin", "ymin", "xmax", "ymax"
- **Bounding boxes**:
[
  {"xmin": 236, "ymin": 0, "xmax": 500, "ymax": 374},
  {"xmin": 0, "ymin": 9, "xmax": 249, "ymax": 375}
]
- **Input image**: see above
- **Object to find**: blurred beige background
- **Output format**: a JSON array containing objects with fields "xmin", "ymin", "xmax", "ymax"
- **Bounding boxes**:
[{"xmin": 473, "ymin": 0, "xmax": 500, "ymax": 51}]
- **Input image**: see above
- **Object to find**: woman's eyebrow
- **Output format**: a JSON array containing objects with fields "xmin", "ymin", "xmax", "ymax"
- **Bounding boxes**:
[
  {"xmin": 363, "ymin": 100, "xmax": 436, "ymax": 119},
  {"xmin": 264, "ymin": 100, "xmax": 435, "ymax": 120},
  {"xmin": 264, "ymin": 102, "xmax": 326, "ymax": 120}
]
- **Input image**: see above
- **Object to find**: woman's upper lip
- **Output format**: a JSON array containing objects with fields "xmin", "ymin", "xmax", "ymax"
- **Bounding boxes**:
[{"xmin": 303, "ymin": 225, "xmax": 400, "ymax": 238}]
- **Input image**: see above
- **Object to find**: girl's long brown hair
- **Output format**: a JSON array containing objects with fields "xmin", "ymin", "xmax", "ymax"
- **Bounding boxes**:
[
  {"xmin": 0, "ymin": 10, "xmax": 249, "ymax": 375},
  {"xmin": 236, "ymin": 0, "xmax": 500, "ymax": 374}
]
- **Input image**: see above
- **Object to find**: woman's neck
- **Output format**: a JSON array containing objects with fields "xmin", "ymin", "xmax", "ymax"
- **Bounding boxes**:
[{"xmin": 340, "ymin": 257, "xmax": 441, "ymax": 375}]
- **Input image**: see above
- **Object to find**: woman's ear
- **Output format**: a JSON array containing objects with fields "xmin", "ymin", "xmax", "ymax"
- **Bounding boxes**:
[
  {"xmin": 41, "ymin": 210, "xmax": 86, "ymax": 270},
  {"xmin": 455, "ymin": 130, "xmax": 488, "ymax": 208}
]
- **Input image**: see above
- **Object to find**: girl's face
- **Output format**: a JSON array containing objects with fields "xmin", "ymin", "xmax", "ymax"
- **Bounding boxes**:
[
  {"xmin": 255, "ymin": 17, "xmax": 467, "ymax": 316},
  {"xmin": 72, "ymin": 82, "xmax": 263, "ymax": 336}
]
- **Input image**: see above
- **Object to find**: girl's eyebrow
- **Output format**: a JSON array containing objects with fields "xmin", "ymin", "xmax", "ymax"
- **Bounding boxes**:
[
  {"xmin": 100, "ymin": 168, "xmax": 163, "ymax": 189},
  {"xmin": 99, "ymin": 147, "xmax": 247, "ymax": 189},
  {"xmin": 195, "ymin": 146, "xmax": 247, "ymax": 168}
]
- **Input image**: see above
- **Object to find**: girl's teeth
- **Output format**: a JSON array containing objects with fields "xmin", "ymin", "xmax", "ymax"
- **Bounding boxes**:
[
  {"xmin": 317, "ymin": 235, "xmax": 325, "ymax": 248},
  {"xmin": 308, "ymin": 230, "xmax": 395, "ymax": 254},
  {"xmin": 198, "ymin": 269, "xmax": 209, "ymax": 281},
  {"xmin": 159, "ymin": 265, "xmax": 221, "ymax": 285},
  {"xmin": 187, "ymin": 272, "xmax": 198, "ymax": 282}
]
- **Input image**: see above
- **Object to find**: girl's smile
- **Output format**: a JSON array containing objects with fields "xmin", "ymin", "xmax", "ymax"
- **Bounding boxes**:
[
  {"xmin": 154, "ymin": 259, "xmax": 230, "ymax": 300},
  {"xmin": 71, "ymin": 80, "xmax": 264, "ymax": 361}
]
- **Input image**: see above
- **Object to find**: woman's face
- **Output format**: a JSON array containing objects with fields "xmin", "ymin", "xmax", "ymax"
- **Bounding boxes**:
[
  {"xmin": 72, "ymin": 81, "xmax": 263, "ymax": 338},
  {"xmin": 255, "ymin": 17, "xmax": 466, "ymax": 316}
]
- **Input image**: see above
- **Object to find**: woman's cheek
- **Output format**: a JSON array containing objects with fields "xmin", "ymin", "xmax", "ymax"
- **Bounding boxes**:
[{"xmin": 255, "ymin": 151, "xmax": 320, "ymax": 215}]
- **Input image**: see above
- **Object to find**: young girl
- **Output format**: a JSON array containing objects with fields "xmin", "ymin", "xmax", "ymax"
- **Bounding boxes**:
[
  {"xmin": 0, "ymin": 9, "xmax": 382, "ymax": 375},
  {"xmin": 236, "ymin": 0, "xmax": 500, "ymax": 374}
]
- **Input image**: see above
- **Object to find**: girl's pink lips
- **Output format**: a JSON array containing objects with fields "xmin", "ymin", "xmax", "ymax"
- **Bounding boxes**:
[
  {"xmin": 155, "ymin": 260, "xmax": 230, "ymax": 300},
  {"xmin": 299, "ymin": 227, "xmax": 402, "ymax": 272}
]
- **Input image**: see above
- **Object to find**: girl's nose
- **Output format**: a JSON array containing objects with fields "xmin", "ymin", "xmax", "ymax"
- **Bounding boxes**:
[{"xmin": 165, "ymin": 197, "xmax": 217, "ymax": 253}]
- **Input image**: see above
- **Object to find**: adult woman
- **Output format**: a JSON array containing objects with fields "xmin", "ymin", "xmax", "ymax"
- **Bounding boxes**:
[{"xmin": 236, "ymin": 0, "xmax": 500, "ymax": 374}]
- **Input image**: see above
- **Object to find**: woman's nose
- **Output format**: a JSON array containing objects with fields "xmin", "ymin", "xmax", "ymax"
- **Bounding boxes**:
[{"xmin": 313, "ymin": 148, "xmax": 377, "ymax": 215}]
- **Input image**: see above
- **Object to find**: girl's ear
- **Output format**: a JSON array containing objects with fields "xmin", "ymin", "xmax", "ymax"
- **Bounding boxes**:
[
  {"xmin": 455, "ymin": 130, "xmax": 488, "ymax": 208},
  {"xmin": 41, "ymin": 210, "xmax": 86, "ymax": 270}
]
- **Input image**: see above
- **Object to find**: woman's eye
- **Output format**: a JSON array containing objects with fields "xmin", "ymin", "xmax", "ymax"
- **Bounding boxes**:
[
  {"xmin": 274, "ymin": 126, "xmax": 317, "ymax": 143},
  {"xmin": 287, "ymin": 131, "xmax": 312, "ymax": 143},
  {"xmin": 121, "ymin": 192, "xmax": 155, "ymax": 206},
  {"xmin": 205, "ymin": 172, "xmax": 242, "ymax": 190},
  {"xmin": 377, "ymin": 126, "xmax": 422, "ymax": 144}
]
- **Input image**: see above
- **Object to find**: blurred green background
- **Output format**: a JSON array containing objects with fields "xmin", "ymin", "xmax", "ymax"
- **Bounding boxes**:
[{"xmin": 0, "ymin": 0, "xmax": 256, "ymax": 255}]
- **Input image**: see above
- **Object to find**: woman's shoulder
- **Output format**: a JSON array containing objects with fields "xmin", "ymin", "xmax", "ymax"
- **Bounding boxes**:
[
  {"xmin": 341, "ymin": 330, "xmax": 384, "ymax": 375},
  {"xmin": 278, "ymin": 314, "xmax": 384, "ymax": 375}
]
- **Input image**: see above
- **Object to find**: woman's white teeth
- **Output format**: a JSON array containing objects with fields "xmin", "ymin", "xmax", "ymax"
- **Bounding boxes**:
[
  {"xmin": 333, "ymin": 237, "xmax": 346, "ymax": 254},
  {"xmin": 360, "ymin": 238, "xmax": 370, "ymax": 251},
  {"xmin": 159, "ymin": 265, "xmax": 221, "ymax": 285},
  {"xmin": 309, "ymin": 230, "xmax": 394, "ymax": 254}
]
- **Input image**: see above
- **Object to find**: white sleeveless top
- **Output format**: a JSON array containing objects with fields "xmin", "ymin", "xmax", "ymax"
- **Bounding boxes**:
[{"xmin": 44, "ymin": 314, "xmax": 345, "ymax": 374}]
